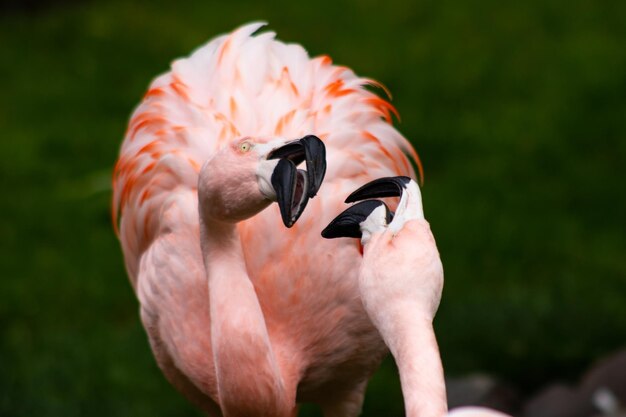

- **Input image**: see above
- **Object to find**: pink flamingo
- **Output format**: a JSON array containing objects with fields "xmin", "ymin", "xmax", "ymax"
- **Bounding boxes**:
[
  {"xmin": 113, "ymin": 22, "xmax": 418, "ymax": 416},
  {"xmin": 323, "ymin": 177, "xmax": 513, "ymax": 417},
  {"xmin": 113, "ymin": 22, "xmax": 511, "ymax": 417}
]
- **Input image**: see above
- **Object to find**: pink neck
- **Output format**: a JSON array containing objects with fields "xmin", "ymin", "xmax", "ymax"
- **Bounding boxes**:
[
  {"xmin": 200, "ymin": 217, "xmax": 293, "ymax": 417},
  {"xmin": 375, "ymin": 307, "xmax": 448, "ymax": 417}
]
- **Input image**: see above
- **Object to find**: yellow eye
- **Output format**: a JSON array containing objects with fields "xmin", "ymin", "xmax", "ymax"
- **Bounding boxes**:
[{"xmin": 239, "ymin": 141, "xmax": 252, "ymax": 153}]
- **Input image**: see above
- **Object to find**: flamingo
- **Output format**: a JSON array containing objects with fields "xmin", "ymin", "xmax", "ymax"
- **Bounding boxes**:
[
  {"xmin": 322, "ymin": 177, "xmax": 514, "ymax": 417},
  {"xmin": 113, "ymin": 22, "xmax": 511, "ymax": 417},
  {"xmin": 113, "ymin": 22, "xmax": 418, "ymax": 416}
]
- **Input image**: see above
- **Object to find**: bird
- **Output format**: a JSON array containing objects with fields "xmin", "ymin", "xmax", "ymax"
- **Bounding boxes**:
[
  {"xmin": 112, "ymin": 22, "xmax": 420, "ymax": 416},
  {"xmin": 322, "ymin": 176, "xmax": 514, "ymax": 417}
]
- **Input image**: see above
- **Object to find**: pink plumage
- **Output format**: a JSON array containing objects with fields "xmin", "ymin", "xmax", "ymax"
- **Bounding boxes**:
[{"xmin": 113, "ymin": 23, "xmax": 424, "ymax": 416}]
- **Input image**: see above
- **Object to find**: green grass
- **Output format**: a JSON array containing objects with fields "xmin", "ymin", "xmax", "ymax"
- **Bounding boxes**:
[{"xmin": 1, "ymin": 0, "xmax": 625, "ymax": 415}]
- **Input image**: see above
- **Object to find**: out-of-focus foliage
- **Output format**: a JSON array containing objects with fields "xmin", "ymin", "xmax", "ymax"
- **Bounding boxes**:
[{"xmin": 0, "ymin": 0, "xmax": 624, "ymax": 415}]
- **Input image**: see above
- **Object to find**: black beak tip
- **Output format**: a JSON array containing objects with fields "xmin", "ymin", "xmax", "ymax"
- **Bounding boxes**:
[
  {"xmin": 320, "ymin": 225, "xmax": 339, "ymax": 239},
  {"xmin": 269, "ymin": 135, "xmax": 327, "ymax": 228},
  {"xmin": 301, "ymin": 135, "xmax": 326, "ymax": 198},
  {"xmin": 344, "ymin": 176, "xmax": 412, "ymax": 203},
  {"xmin": 320, "ymin": 219, "xmax": 362, "ymax": 239},
  {"xmin": 321, "ymin": 200, "xmax": 390, "ymax": 239}
]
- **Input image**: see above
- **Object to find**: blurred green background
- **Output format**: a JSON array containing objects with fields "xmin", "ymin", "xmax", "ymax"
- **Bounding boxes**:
[{"xmin": 1, "ymin": 0, "xmax": 625, "ymax": 415}]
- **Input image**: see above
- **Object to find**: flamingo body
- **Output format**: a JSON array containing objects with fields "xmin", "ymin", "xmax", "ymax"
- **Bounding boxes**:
[{"xmin": 113, "ymin": 23, "xmax": 417, "ymax": 415}]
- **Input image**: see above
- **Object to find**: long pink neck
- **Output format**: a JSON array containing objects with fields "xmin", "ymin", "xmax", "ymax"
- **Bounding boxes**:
[
  {"xmin": 200, "ymin": 217, "xmax": 292, "ymax": 417},
  {"xmin": 374, "ymin": 305, "xmax": 448, "ymax": 417}
]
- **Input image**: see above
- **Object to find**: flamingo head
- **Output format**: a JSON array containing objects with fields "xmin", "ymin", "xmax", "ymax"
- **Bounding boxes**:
[
  {"xmin": 321, "ymin": 176, "xmax": 424, "ymax": 244},
  {"xmin": 322, "ymin": 176, "xmax": 442, "ymax": 318},
  {"xmin": 198, "ymin": 135, "xmax": 326, "ymax": 227}
]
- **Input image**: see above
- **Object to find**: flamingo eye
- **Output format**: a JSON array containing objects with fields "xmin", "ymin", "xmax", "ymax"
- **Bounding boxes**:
[{"xmin": 239, "ymin": 141, "xmax": 252, "ymax": 153}]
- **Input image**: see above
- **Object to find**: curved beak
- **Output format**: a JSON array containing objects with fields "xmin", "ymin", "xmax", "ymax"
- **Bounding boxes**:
[
  {"xmin": 344, "ymin": 176, "xmax": 411, "ymax": 203},
  {"xmin": 321, "ymin": 200, "xmax": 392, "ymax": 239},
  {"xmin": 262, "ymin": 135, "xmax": 327, "ymax": 227},
  {"xmin": 322, "ymin": 176, "xmax": 413, "ymax": 240}
]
